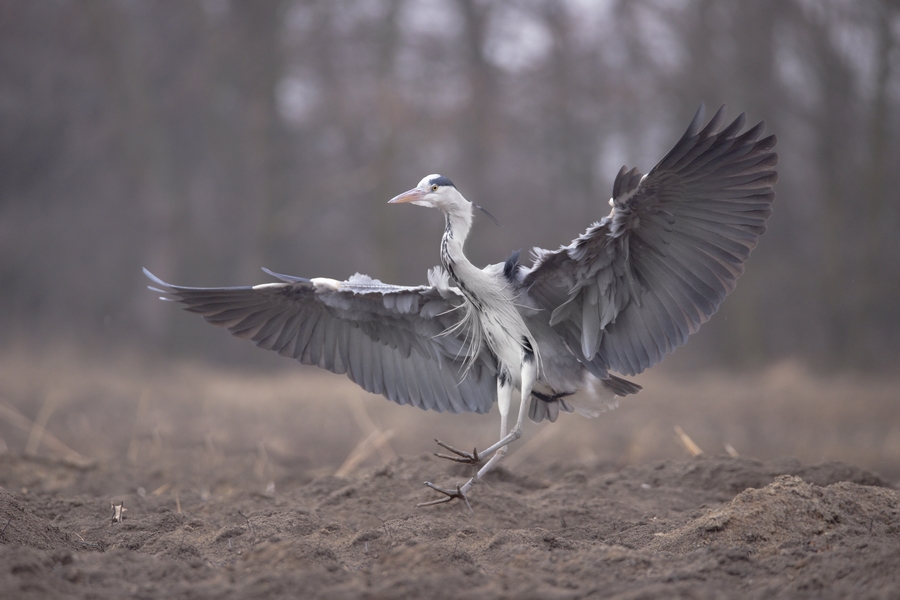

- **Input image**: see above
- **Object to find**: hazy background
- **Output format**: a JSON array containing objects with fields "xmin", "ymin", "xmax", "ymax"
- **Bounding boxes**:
[{"xmin": 2, "ymin": 0, "xmax": 899, "ymax": 372}]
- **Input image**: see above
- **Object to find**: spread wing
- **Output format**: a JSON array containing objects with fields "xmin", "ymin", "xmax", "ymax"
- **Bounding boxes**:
[
  {"xmin": 144, "ymin": 267, "xmax": 497, "ymax": 413},
  {"xmin": 520, "ymin": 105, "xmax": 777, "ymax": 377}
]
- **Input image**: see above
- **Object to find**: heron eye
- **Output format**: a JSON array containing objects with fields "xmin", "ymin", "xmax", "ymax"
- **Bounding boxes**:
[{"xmin": 431, "ymin": 184, "xmax": 438, "ymax": 192}]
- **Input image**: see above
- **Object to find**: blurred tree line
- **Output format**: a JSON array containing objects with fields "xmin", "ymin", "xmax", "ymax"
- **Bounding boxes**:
[{"xmin": 1, "ymin": 0, "xmax": 898, "ymax": 371}]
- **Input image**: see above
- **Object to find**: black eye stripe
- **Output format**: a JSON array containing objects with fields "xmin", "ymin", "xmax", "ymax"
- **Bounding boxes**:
[{"xmin": 428, "ymin": 175, "xmax": 455, "ymax": 188}]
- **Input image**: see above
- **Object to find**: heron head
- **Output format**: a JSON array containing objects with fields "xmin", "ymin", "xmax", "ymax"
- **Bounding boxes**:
[{"xmin": 388, "ymin": 174, "xmax": 466, "ymax": 211}]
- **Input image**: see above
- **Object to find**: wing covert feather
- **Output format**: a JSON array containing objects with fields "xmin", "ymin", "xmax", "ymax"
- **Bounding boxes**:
[
  {"xmin": 521, "ymin": 105, "xmax": 777, "ymax": 376},
  {"xmin": 144, "ymin": 268, "xmax": 497, "ymax": 413}
]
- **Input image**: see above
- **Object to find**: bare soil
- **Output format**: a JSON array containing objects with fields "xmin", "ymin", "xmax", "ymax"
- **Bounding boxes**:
[{"xmin": 0, "ymin": 345, "xmax": 898, "ymax": 599}]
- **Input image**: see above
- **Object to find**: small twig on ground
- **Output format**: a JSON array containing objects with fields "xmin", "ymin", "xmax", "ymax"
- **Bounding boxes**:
[
  {"xmin": 379, "ymin": 518, "xmax": 394, "ymax": 548},
  {"xmin": 0, "ymin": 516, "xmax": 12, "ymax": 538},
  {"xmin": 238, "ymin": 510, "xmax": 255, "ymax": 542},
  {"xmin": 72, "ymin": 532, "xmax": 101, "ymax": 550}
]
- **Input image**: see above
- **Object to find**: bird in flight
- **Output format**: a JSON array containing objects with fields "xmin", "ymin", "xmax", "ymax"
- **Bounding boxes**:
[{"xmin": 145, "ymin": 105, "xmax": 777, "ymax": 508}]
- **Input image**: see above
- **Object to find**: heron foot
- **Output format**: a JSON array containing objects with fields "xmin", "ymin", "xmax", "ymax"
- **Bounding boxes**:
[
  {"xmin": 432, "ymin": 439, "xmax": 481, "ymax": 465},
  {"xmin": 416, "ymin": 481, "xmax": 473, "ymax": 511}
]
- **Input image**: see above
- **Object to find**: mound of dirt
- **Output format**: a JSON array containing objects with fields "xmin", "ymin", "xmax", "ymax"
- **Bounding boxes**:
[
  {"xmin": 0, "ymin": 491, "xmax": 82, "ymax": 552},
  {"xmin": 0, "ymin": 453, "xmax": 897, "ymax": 599},
  {"xmin": 649, "ymin": 475, "xmax": 899, "ymax": 555}
]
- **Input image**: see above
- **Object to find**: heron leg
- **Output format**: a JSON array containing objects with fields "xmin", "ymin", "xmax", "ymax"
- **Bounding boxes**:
[
  {"xmin": 497, "ymin": 370, "xmax": 512, "ymax": 439},
  {"xmin": 418, "ymin": 449, "xmax": 505, "ymax": 511},
  {"xmin": 416, "ymin": 482, "xmax": 473, "ymax": 511},
  {"xmin": 456, "ymin": 350, "xmax": 536, "ymax": 458},
  {"xmin": 419, "ymin": 352, "xmax": 536, "ymax": 509},
  {"xmin": 432, "ymin": 439, "xmax": 481, "ymax": 464},
  {"xmin": 431, "ymin": 370, "xmax": 512, "ymax": 466},
  {"xmin": 512, "ymin": 351, "xmax": 537, "ymax": 436}
]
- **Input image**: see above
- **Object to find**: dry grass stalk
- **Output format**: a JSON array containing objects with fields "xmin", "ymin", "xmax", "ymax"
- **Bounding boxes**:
[
  {"xmin": 127, "ymin": 388, "xmax": 151, "ymax": 465},
  {"xmin": 0, "ymin": 399, "xmax": 86, "ymax": 462},
  {"xmin": 674, "ymin": 425, "xmax": 704, "ymax": 457},
  {"xmin": 505, "ymin": 423, "xmax": 558, "ymax": 468},
  {"xmin": 254, "ymin": 440, "xmax": 271, "ymax": 481},
  {"xmin": 335, "ymin": 428, "xmax": 396, "ymax": 477},
  {"xmin": 25, "ymin": 390, "xmax": 62, "ymax": 455},
  {"xmin": 347, "ymin": 394, "xmax": 397, "ymax": 463},
  {"xmin": 151, "ymin": 482, "xmax": 172, "ymax": 496},
  {"xmin": 617, "ymin": 423, "xmax": 659, "ymax": 466}
]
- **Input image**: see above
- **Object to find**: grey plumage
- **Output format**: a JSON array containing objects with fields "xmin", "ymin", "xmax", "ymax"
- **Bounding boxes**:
[
  {"xmin": 145, "ymin": 105, "xmax": 777, "ymax": 502},
  {"xmin": 146, "ymin": 268, "xmax": 498, "ymax": 414},
  {"xmin": 520, "ymin": 105, "xmax": 776, "ymax": 382}
]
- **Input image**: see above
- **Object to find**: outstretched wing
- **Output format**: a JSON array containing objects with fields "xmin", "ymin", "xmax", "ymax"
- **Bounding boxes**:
[
  {"xmin": 145, "ymin": 267, "xmax": 497, "ymax": 413},
  {"xmin": 520, "ymin": 105, "xmax": 777, "ymax": 377}
]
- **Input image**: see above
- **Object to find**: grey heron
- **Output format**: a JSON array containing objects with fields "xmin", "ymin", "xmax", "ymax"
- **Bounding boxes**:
[{"xmin": 144, "ymin": 105, "xmax": 777, "ymax": 508}]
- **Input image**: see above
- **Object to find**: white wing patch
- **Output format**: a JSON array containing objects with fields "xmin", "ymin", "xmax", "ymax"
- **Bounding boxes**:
[
  {"xmin": 310, "ymin": 277, "xmax": 342, "ymax": 291},
  {"xmin": 252, "ymin": 282, "xmax": 290, "ymax": 290},
  {"xmin": 611, "ymin": 173, "xmax": 648, "ymax": 208}
]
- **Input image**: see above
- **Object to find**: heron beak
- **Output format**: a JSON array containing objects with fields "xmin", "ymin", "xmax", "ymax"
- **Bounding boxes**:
[{"xmin": 388, "ymin": 188, "xmax": 425, "ymax": 204}]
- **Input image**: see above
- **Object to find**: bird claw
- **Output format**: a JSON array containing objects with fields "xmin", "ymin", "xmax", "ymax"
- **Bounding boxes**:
[
  {"xmin": 416, "ymin": 481, "xmax": 473, "ymax": 511},
  {"xmin": 432, "ymin": 439, "xmax": 481, "ymax": 465}
]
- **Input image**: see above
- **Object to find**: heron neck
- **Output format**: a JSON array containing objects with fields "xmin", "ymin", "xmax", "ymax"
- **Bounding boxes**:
[{"xmin": 440, "ymin": 205, "xmax": 474, "ymax": 273}]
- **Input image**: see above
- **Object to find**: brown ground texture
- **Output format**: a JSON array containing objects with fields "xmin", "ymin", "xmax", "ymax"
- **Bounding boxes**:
[{"xmin": 0, "ymin": 344, "xmax": 899, "ymax": 599}]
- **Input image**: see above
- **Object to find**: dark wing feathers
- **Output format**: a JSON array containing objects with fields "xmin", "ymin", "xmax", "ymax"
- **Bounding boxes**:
[
  {"xmin": 144, "ymin": 268, "xmax": 497, "ymax": 413},
  {"xmin": 146, "ymin": 104, "xmax": 774, "ymax": 414},
  {"xmin": 522, "ymin": 104, "xmax": 777, "ymax": 376}
]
